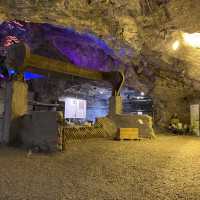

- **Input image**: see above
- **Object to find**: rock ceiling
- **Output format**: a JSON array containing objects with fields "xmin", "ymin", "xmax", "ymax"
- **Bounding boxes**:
[
  {"xmin": 0, "ymin": 1, "xmax": 198, "ymax": 84},
  {"xmin": 0, "ymin": 20, "xmax": 120, "ymax": 71},
  {"xmin": 0, "ymin": 0, "xmax": 199, "ymax": 126}
]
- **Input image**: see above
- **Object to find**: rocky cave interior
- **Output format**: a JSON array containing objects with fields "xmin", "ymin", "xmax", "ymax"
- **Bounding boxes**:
[
  {"xmin": 0, "ymin": 0, "xmax": 200, "ymax": 128},
  {"xmin": 0, "ymin": 1, "xmax": 200, "ymax": 199}
]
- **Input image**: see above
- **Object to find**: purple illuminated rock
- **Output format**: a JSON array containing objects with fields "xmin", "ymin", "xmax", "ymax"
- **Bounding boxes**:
[{"xmin": 0, "ymin": 21, "xmax": 121, "ymax": 72}]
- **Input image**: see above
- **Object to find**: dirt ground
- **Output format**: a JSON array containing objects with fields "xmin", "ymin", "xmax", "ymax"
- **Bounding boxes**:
[{"xmin": 0, "ymin": 134, "xmax": 200, "ymax": 200}]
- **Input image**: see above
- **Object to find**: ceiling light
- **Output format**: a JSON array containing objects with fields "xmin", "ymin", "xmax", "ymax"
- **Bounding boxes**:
[
  {"xmin": 172, "ymin": 40, "xmax": 180, "ymax": 50},
  {"xmin": 183, "ymin": 32, "xmax": 200, "ymax": 48}
]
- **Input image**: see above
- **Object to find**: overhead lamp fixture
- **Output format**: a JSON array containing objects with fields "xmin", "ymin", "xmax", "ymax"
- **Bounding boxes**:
[
  {"xmin": 172, "ymin": 40, "xmax": 180, "ymax": 51},
  {"xmin": 182, "ymin": 32, "xmax": 200, "ymax": 48}
]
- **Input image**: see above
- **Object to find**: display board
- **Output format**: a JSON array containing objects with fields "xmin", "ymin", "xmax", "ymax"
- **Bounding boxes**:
[
  {"xmin": 64, "ymin": 97, "xmax": 87, "ymax": 119},
  {"xmin": 190, "ymin": 104, "xmax": 200, "ymax": 136}
]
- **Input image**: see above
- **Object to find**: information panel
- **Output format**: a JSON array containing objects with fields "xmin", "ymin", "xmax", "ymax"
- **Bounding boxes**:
[
  {"xmin": 190, "ymin": 104, "xmax": 200, "ymax": 136},
  {"xmin": 64, "ymin": 97, "xmax": 87, "ymax": 119}
]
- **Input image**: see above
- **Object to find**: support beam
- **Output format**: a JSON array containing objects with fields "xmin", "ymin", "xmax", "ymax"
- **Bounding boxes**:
[{"xmin": 5, "ymin": 43, "xmax": 125, "ymax": 96}]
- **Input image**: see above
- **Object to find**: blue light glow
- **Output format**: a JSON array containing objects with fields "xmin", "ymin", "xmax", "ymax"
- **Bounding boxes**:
[
  {"xmin": 0, "ymin": 21, "xmax": 121, "ymax": 72},
  {"xmin": 24, "ymin": 71, "xmax": 44, "ymax": 80},
  {"xmin": 7, "ymin": 69, "xmax": 44, "ymax": 80}
]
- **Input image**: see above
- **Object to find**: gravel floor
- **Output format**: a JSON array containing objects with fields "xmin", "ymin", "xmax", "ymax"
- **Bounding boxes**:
[{"xmin": 0, "ymin": 134, "xmax": 200, "ymax": 200}]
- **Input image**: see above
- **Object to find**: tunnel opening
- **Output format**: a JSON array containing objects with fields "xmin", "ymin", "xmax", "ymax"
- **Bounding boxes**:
[
  {"xmin": 0, "ymin": 20, "xmax": 155, "ymax": 147},
  {"xmin": 0, "ymin": 20, "xmax": 153, "ymax": 123},
  {"xmin": 26, "ymin": 76, "xmax": 153, "ymax": 124},
  {"xmin": 27, "ymin": 75, "xmax": 112, "ymax": 124}
]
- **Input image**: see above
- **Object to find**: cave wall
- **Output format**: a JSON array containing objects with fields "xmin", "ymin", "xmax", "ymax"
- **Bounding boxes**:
[
  {"xmin": 0, "ymin": 0, "xmax": 199, "ymax": 128},
  {"xmin": 152, "ymin": 78, "xmax": 190, "ymax": 127}
]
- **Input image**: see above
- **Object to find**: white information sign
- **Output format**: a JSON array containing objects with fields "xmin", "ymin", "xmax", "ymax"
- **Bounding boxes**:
[
  {"xmin": 64, "ymin": 97, "xmax": 86, "ymax": 119},
  {"xmin": 190, "ymin": 104, "xmax": 200, "ymax": 136}
]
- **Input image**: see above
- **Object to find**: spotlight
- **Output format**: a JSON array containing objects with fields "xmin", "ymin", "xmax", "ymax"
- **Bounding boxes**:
[
  {"xmin": 141, "ymin": 92, "xmax": 144, "ymax": 96},
  {"xmin": 183, "ymin": 32, "xmax": 200, "ymax": 48},
  {"xmin": 172, "ymin": 40, "xmax": 180, "ymax": 50}
]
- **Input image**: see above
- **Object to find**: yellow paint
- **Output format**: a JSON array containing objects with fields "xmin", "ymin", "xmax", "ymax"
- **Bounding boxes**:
[{"xmin": 117, "ymin": 128, "xmax": 139, "ymax": 140}]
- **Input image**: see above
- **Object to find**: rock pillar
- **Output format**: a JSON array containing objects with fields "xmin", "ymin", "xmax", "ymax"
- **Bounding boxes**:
[
  {"xmin": 3, "ymin": 80, "xmax": 28, "ymax": 144},
  {"xmin": 109, "ymin": 96, "xmax": 123, "ymax": 116}
]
